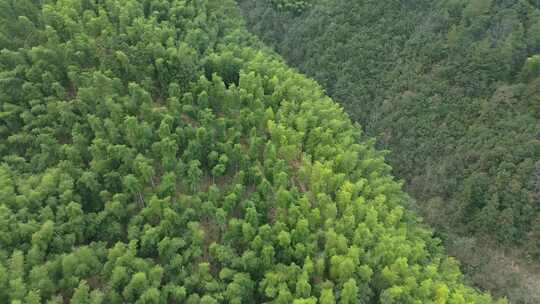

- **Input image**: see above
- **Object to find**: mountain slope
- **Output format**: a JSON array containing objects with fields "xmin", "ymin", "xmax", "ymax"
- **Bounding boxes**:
[
  {"xmin": 0, "ymin": 0, "xmax": 502, "ymax": 303},
  {"xmin": 240, "ymin": 0, "xmax": 540, "ymax": 248},
  {"xmin": 239, "ymin": 0, "xmax": 540, "ymax": 301}
]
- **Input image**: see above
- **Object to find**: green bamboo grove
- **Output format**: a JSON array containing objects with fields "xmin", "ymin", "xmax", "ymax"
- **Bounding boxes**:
[{"xmin": 0, "ymin": 0, "xmax": 505, "ymax": 303}]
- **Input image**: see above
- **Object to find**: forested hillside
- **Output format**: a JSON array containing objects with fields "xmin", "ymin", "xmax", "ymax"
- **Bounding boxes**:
[
  {"xmin": 0, "ymin": 0, "xmax": 504, "ymax": 303},
  {"xmin": 239, "ymin": 0, "xmax": 540, "ymax": 301}
]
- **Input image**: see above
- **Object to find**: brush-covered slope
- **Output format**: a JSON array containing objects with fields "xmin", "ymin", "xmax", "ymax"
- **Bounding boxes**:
[
  {"xmin": 0, "ymin": 0, "xmax": 501, "ymax": 303},
  {"xmin": 240, "ymin": 0, "xmax": 540, "ymax": 257}
]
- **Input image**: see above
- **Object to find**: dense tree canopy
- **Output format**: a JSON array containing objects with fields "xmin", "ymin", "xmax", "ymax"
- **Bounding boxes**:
[
  {"xmin": 239, "ymin": 0, "xmax": 540, "ymax": 301},
  {"xmin": 0, "ymin": 0, "xmax": 504, "ymax": 303},
  {"xmin": 240, "ymin": 0, "xmax": 540, "ymax": 264}
]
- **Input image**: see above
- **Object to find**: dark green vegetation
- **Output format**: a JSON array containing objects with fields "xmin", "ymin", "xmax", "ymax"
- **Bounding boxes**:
[
  {"xmin": 239, "ymin": 0, "xmax": 540, "ymax": 301},
  {"xmin": 267, "ymin": 0, "xmax": 313, "ymax": 14},
  {"xmin": 241, "ymin": 0, "xmax": 540, "ymax": 249},
  {"xmin": 0, "ymin": 0, "xmax": 508, "ymax": 303}
]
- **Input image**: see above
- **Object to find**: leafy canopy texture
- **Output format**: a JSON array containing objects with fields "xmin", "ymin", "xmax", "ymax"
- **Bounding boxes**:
[
  {"xmin": 0, "ymin": 0, "xmax": 502, "ymax": 303},
  {"xmin": 240, "ymin": 0, "xmax": 540, "ymax": 256}
]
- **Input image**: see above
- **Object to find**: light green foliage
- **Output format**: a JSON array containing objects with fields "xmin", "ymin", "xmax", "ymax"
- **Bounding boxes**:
[
  {"xmin": 523, "ymin": 55, "xmax": 540, "ymax": 82},
  {"xmin": 0, "ymin": 0, "xmax": 503, "ymax": 303}
]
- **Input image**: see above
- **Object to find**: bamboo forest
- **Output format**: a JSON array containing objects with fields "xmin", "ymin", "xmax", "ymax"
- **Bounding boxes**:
[{"xmin": 0, "ymin": 0, "xmax": 538, "ymax": 303}]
